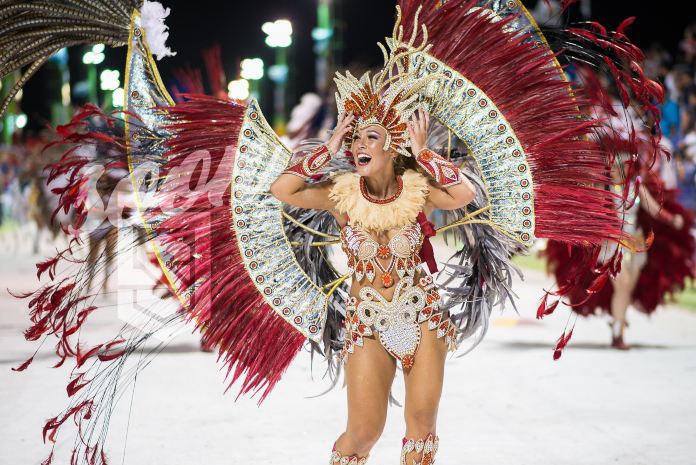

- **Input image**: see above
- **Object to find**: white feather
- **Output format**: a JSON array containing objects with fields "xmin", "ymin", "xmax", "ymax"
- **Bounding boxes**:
[{"xmin": 140, "ymin": 1, "xmax": 177, "ymax": 60}]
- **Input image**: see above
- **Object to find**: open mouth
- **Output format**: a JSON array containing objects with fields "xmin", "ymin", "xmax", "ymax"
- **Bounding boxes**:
[{"xmin": 357, "ymin": 153, "xmax": 372, "ymax": 167}]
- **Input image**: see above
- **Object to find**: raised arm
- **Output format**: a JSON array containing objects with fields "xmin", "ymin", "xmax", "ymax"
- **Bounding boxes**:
[
  {"xmin": 408, "ymin": 109, "xmax": 476, "ymax": 212},
  {"xmin": 269, "ymin": 113, "xmax": 355, "ymax": 211},
  {"xmin": 638, "ymin": 182, "xmax": 684, "ymax": 230}
]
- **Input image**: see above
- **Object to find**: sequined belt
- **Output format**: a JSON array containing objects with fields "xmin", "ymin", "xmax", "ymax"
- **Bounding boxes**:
[{"xmin": 342, "ymin": 275, "xmax": 457, "ymax": 369}]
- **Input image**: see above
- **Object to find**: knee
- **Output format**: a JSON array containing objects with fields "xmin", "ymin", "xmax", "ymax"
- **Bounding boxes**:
[
  {"xmin": 405, "ymin": 407, "xmax": 438, "ymax": 435},
  {"xmin": 341, "ymin": 423, "xmax": 384, "ymax": 456}
]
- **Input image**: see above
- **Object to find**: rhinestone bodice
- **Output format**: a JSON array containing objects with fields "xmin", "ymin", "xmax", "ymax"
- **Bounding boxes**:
[{"xmin": 340, "ymin": 221, "xmax": 424, "ymax": 285}]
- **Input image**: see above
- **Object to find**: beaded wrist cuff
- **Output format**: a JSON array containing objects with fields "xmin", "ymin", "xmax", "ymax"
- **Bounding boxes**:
[
  {"xmin": 283, "ymin": 145, "xmax": 332, "ymax": 179},
  {"xmin": 416, "ymin": 148, "xmax": 463, "ymax": 187}
]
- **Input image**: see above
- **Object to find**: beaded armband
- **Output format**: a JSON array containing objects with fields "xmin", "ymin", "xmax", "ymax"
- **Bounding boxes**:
[
  {"xmin": 416, "ymin": 148, "xmax": 463, "ymax": 188},
  {"xmin": 282, "ymin": 145, "xmax": 332, "ymax": 179}
]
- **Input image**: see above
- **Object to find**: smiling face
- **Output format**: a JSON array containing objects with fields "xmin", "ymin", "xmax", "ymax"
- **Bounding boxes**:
[{"xmin": 349, "ymin": 124, "xmax": 396, "ymax": 177}]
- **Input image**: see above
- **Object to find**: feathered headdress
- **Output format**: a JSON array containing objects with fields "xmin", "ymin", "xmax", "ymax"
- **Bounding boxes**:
[{"xmin": 334, "ymin": 7, "xmax": 441, "ymax": 157}]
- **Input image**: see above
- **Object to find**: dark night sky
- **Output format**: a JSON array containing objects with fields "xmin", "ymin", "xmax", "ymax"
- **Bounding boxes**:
[
  {"xmin": 18, "ymin": 0, "xmax": 696, "ymax": 131},
  {"xmin": 152, "ymin": 0, "xmax": 398, "ymax": 106}
]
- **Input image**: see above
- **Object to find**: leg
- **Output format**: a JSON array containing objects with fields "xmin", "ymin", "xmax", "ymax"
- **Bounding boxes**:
[
  {"xmin": 332, "ymin": 335, "xmax": 397, "ymax": 462},
  {"xmin": 32, "ymin": 219, "xmax": 41, "ymax": 254},
  {"xmin": 401, "ymin": 321, "xmax": 448, "ymax": 464},
  {"xmin": 102, "ymin": 228, "xmax": 118, "ymax": 294},
  {"xmin": 609, "ymin": 256, "xmax": 642, "ymax": 349},
  {"xmin": 85, "ymin": 234, "xmax": 101, "ymax": 292}
]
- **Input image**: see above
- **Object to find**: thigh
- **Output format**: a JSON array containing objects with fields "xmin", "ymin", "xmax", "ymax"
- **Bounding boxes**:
[
  {"xmin": 87, "ymin": 235, "xmax": 100, "ymax": 261},
  {"xmin": 104, "ymin": 228, "xmax": 117, "ymax": 256},
  {"xmin": 612, "ymin": 258, "xmax": 641, "ymax": 291},
  {"xmin": 344, "ymin": 334, "xmax": 396, "ymax": 430},
  {"xmin": 404, "ymin": 322, "xmax": 448, "ymax": 420}
]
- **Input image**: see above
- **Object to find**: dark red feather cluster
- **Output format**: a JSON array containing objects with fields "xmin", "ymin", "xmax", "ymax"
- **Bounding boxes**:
[
  {"xmin": 545, "ymin": 172, "xmax": 695, "ymax": 317},
  {"xmin": 399, "ymin": 0, "xmax": 636, "ymax": 245},
  {"xmin": 151, "ymin": 94, "xmax": 306, "ymax": 401},
  {"xmin": 10, "ymin": 106, "xmax": 129, "ymax": 373},
  {"xmin": 399, "ymin": 0, "xmax": 668, "ymax": 358}
]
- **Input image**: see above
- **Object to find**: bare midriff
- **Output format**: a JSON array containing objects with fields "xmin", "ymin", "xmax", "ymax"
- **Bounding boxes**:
[{"xmin": 348, "ymin": 267, "xmax": 426, "ymax": 303}]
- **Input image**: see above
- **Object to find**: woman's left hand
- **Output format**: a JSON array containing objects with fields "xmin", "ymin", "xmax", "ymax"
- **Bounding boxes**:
[{"xmin": 408, "ymin": 108, "xmax": 430, "ymax": 155}]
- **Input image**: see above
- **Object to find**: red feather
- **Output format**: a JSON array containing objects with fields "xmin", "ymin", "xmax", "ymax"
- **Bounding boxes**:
[
  {"xmin": 40, "ymin": 451, "xmax": 54, "ymax": 465},
  {"xmin": 76, "ymin": 344, "xmax": 103, "ymax": 369},
  {"xmin": 36, "ymin": 256, "xmax": 61, "ymax": 281},
  {"xmin": 616, "ymin": 17, "xmax": 636, "ymax": 35},
  {"xmin": 553, "ymin": 328, "xmax": 575, "ymax": 360},
  {"xmin": 97, "ymin": 339, "xmax": 127, "ymax": 362},
  {"xmin": 12, "ymin": 356, "xmax": 34, "ymax": 372},
  {"xmin": 536, "ymin": 294, "xmax": 549, "ymax": 320},
  {"xmin": 66, "ymin": 373, "xmax": 91, "ymax": 397},
  {"xmin": 587, "ymin": 272, "xmax": 609, "ymax": 294}
]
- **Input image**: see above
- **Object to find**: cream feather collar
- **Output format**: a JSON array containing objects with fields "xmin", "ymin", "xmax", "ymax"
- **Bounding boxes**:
[{"xmin": 329, "ymin": 169, "xmax": 429, "ymax": 231}]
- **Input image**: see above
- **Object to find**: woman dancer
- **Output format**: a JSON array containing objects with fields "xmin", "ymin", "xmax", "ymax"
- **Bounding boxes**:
[{"xmin": 272, "ymin": 108, "xmax": 474, "ymax": 462}]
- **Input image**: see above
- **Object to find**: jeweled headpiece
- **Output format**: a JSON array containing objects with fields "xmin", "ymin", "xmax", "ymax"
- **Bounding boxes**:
[{"xmin": 334, "ymin": 6, "xmax": 440, "ymax": 157}]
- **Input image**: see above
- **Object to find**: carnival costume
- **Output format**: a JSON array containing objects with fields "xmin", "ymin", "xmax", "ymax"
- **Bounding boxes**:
[
  {"xmin": 545, "ymin": 169, "xmax": 695, "ymax": 321},
  {"xmin": 543, "ymin": 83, "xmax": 695, "ymax": 346},
  {"xmin": 1, "ymin": 0, "xmax": 667, "ymax": 463}
]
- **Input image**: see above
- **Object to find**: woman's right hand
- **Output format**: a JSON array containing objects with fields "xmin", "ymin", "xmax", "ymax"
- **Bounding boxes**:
[{"xmin": 326, "ymin": 113, "xmax": 355, "ymax": 156}]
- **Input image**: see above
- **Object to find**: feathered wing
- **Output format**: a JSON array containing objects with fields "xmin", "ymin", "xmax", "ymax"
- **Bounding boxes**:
[
  {"xmin": 424, "ymin": 122, "xmax": 524, "ymax": 353},
  {"xmin": 396, "ymin": 0, "xmax": 665, "ymax": 353},
  {"xmin": 0, "ymin": 0, "xmax": 142, "ymax": 115},
  {"xmin": 281, "ymin": 151, "xmax": 357, "ymax": 383},
  {"xmin": 5, "ymin": 3, "xmax": 338, "ymax": 464}
]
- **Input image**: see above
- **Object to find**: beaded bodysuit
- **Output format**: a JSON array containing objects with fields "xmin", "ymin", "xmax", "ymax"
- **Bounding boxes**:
[
  {"xmin": 341, "ymin": 222, "xmax": 423, "ymax": 288},
  {"xmin": 331, "ymin": 170, "xmax": 457, "ymax": 369}
]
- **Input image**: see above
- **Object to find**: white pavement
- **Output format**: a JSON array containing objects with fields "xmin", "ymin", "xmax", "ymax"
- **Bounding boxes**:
[{"xmin": 1, "ymin": 236, "xmax": 695, "ymax": 465}]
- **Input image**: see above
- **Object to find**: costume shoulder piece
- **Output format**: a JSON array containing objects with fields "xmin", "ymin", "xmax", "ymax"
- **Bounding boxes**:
[{"xmin": 329, "ymin": 169, "xmax": 430, "ymax": 231}]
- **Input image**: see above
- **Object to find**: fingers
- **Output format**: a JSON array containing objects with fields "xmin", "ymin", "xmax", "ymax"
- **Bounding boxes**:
[
  {"xmin": 338, "ymin": 113, "xmax": 355, "ymax": 133},
  {"xmin": 419, "ymin": 108, "xmax": 428, "ymax": 134},
  {"xmin": 328, "ymin": 113, "xmax": 355, "ymax": 154},
  {"xmin": 336, "ymin": 112, "xmax": 350, "ymax": 129},
  {"xmin": 333, "ymin": 113, "xmax": 354, "ymax": 138},
  {"xmin": 340, "ymin": 114, "xmax": 355, "ymax": 137},
  {"xmin": 408, "ymin": 120, "xmax": 417, "ymax": 140},
  {"xmin": 335, "ymin": 113, "xmax": 345, "ymax": 130},
  {"xmin": 409, "ymin": 108, "xmax": 429, "ymax": 137}
]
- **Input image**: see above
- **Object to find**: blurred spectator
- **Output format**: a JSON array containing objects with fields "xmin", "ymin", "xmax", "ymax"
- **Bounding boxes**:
[
  {"xmin": 644, "ymin": 42, "xmax": 673, "ymax": 81},
  {"xmin": 659, "ymin": 78, "xmax": 682, "ymax": 149},
  {"xmin": 677, "ymin": 133, "xmax": 696, "ymax": 214},
  {"xmin": 682, "ymin": 84, "xmax": 696, "ymax": 135},
  {"xmin": 672, "ymin": 64, "xmax": 694, "ymax": 104},
  {"xmin": 679, "ymin": 22, "xmax": 696, "ymax": 67},
  {"xmin": 0, "ymin": 150, "xmax": 7, "ymax": 226}
]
